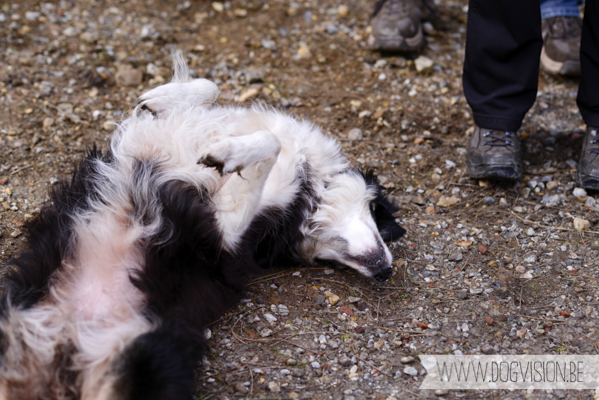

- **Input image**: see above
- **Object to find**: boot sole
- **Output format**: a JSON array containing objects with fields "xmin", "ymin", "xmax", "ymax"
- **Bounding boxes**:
[
  {"xmin": 577, "ymin": 171, "xmax": 599, "ymax": 190},
  {"xmin": 467, "ymin": 160, "xmax": 522, "ymax": 180},
  {"xmin": 368, "ymin": 26, "xmax": 424, "ymax": 52},
  {"xmin": 540, "ymin": 47, "xmax": 581, "ymax": 77}
]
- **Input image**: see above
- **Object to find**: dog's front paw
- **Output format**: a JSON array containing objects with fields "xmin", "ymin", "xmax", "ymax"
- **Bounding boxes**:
[
  {"xmin": 198, "ymin": 131, "xmax": 281, "ymax": 177},
  {"xmin": 198, "ymin": 153, "xmax": 243, "ymax": 177}
]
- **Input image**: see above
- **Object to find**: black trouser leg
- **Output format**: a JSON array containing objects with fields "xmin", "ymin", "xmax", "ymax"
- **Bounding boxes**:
[
  {"xmin": 463, "ymin": 0, "xmax": 543, "ymax": 132},
  {"xmin": 577, "ymin": 0, "xmax": 599, "ymax": 127}
]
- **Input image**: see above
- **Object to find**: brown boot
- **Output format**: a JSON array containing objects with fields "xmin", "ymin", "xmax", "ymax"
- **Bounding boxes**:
[
  {"xmin": 368, "ymin": 0, "xmax": 436, "ymax": 52},
  {"xmin": 541, "ymin": 16, "xmax": 582, "ymax": 77},
  {"xmin": 466, "ymin": 126, "xmax": 522, "ymax": 180}
]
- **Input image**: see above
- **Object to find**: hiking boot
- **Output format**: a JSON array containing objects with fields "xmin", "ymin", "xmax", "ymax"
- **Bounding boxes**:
[
  {"xmin": 541, "ymin": 16, "xmax": 582, "ymax": 77},
  {"xmin": 577, "ymin": 126, "xmax": 599, "ymax": 190},
  {"xmin": 467, "ymin": 126, "xmax": 522, "ymax": 180},
  {"xmin": 368, "ymin": 0, "xmax": 436, "ymax": 52}
]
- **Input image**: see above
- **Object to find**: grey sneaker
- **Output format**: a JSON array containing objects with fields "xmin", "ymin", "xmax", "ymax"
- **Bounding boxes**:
[
  {"xmin": 577, "ymin": 127, "xmax": 599, "ymax": 190},
  {"xmin": 467, "ymin": 126, "xmax": 522, "ymax": 180},
  {"xmin": 368, "ymin": 0, "xmax": 436, "ymax": 52},
  {"xmin": 541, "ymin": 16, "xmax": 582, "ymax": 77}
]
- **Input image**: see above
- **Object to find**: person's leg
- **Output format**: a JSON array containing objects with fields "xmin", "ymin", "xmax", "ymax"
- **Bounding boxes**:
[
  {"xmin": 540, "ymin": 0, "xmax": 583, "ymax": 76},
  {"xmin": 463, "ymin": 0, "xmax": 542, "ymax": 132},
  {"xmin": 463, "ymin": 0, "xmax": 542, "ymax": 180},
  {"xmin": 577, "ymin": 0, "xmax": 599, "ymax": 127},
  {"xmin": 576, "ymin": 0, "xmax": 599, "ymax": 188}
]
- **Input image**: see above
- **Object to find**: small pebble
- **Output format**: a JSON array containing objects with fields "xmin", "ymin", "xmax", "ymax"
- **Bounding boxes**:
[
  {"xmin": 585, "ymin": 197, "xmax": 596, "ymax": 208},
  {"xmin": 324, "ymin": 291, "xmax": 340, "ymax": 306},
  {"xmin": 403, "ymin": 366, "xmax": 418, "ymax": 376},
  {"xmin": 400, "ymin": 356, "xmax": 414, "ymax": 364},
  {"xmin": 297, "ymin": 42, "xmax": 311, "ymax": 58},
  {"xmin": 347, "ymin": 128, "xmax": 363, "ymax": 140},
  {"xmin": 338, "ymin": 4, "xmax": 349, "ymax": 16},
  {"xmin": 234, "ymin": 382, "xmax": 248, "ymax": 394},
  {"xmin": 263, "ymin": 313, "xmax": 277, "ymax": 325},
  {"xmin": 414, "ymin": 56, "xmax": 433, "ymax": 73},
  {"xmin": 260, "ymin": 328, "xmax": 272, "ymax": 337},
  {"xmin": 339, "ymin": 356, "xmax": 352, "ymax": 366},
  {"xmin": 574, "ymin": 217, "xmax": 590, "ymax": 231},
  {"xmin": 448, "ymin": 252, "xmax": 462, "ymax": 262},
  {"xmin": 573, "ymin": 188, "xmax": 587, "ymax": 197},
  {"xmin": 268, "ymin": 381, "xmax": 280, "ymax": 393},
  {"xmin": 115, "ymin": 64, "xmax": 142, "ymax": 87},
  {"xmin": 483, "ymin": 196, "xmax": 495, "ymax": 205},
  {"xmin": 445, "ymin": 159, "xmax": 456, "ymax": 169},
  {"xmin": 524, "ymin": 255, "xmax": 537, "ymax": 263},
  {"xmin": 481, "ymin": 344, "xmax": 494, "ymax": 354}
]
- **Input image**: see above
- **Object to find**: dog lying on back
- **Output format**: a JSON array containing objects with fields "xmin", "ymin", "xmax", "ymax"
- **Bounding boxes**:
[{"xmin": 0, "ymin": 55, "xmax": 405, "ymax": 399}]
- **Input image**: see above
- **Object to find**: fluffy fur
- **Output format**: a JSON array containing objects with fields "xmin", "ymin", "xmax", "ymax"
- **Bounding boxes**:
[{"xmin": 0, "ymin": 57, "xmax": 405, "ymax": 399}]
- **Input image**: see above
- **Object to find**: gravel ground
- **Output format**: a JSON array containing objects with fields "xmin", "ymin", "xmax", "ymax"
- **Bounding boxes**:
[{"xmin": 1, "ymin": 0, "xmax": 598, "ymax": 399}]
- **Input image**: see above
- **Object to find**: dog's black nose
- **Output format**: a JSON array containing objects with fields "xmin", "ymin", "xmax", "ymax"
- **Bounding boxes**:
[{"xmin": 374, "ymin": 266, "xmax": 392, "ymax": 281}]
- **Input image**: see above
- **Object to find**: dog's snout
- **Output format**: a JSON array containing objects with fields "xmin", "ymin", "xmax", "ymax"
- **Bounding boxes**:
[{"xmin": 374, "ymin": 266, "xmax": 392, "ymax": 281}]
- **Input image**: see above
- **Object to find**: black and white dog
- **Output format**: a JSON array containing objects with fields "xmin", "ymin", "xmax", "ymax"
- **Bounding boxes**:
[{"xmin": 0, "ymin": 56, "xmax": 405, "ymax": 400}]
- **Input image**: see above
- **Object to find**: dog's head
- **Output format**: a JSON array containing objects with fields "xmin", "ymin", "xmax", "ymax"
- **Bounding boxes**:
[{"xmin": 302, "ymin": 169, "xmax": 405, "ymax": 281}]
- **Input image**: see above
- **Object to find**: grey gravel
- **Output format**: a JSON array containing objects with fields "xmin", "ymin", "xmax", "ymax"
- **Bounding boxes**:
[{"xmin": 2, "ymin": 1, "xmax": 598, "ymax": 399}]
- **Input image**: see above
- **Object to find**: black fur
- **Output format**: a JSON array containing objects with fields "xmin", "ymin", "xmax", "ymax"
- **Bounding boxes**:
[
  {"xmin": 0, "ymin": 146, "xmax": 406, "ymax": 398},
  {"xmin": 361, "ymin": 169, "xmax": 406, "ymax": 242},
  {"xmin": 0, "ymin": 326, "xmax": 6, "ymax": 359},
  {"xmin": 2, "ymin": 147, "xmax": 112, "ymax": 310},
  {"xmin": 115, "ymin": 321, "xmax": 203, "ymax": 400},
  {"xmin": 132, "ymin": 179, "xmax": 258, "ymax": 333},
  {"xmin": 244, "ymin": 166, "xmax": 316, "ymax": 269}
]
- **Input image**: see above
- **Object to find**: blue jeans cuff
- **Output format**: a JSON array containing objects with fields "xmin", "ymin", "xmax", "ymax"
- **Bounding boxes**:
[{"xmin": 541, "ymin": 7, "xmax": 581, "ymax": 19}]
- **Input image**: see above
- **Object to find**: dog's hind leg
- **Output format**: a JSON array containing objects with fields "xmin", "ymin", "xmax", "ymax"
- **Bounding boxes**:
[
  {"xmin": 137, "ymin": 79, "xmax": 219, "ymax": 114},
  {"xmin": 198, "ymin": 130, "xmax": 282, "ymax": 249}
]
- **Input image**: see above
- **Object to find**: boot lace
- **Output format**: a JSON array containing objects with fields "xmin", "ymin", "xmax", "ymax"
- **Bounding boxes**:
[{"xmin": 483, "ymin": 130, "xmax": 515, "ymax": 147}]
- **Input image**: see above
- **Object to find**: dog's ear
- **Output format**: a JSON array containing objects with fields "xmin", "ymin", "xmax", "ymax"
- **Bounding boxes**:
[
  {"xmin": 360, "ymin": 169, "xmax": 406, "ymax": 242},
  {"xmin": 371, "ymin": 193, "xmax": 406, "ymax": 241}
]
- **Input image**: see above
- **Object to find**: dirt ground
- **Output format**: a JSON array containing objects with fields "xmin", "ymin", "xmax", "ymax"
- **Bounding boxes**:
[{"xmin": 1, "ymin": 0, "xmax": 598, "ymax": 399}]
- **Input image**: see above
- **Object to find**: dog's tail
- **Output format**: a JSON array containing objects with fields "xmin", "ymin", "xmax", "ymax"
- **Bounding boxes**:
[{"xmin": 170, "ymin": 48, "xmax": 192, "ymax": 83}]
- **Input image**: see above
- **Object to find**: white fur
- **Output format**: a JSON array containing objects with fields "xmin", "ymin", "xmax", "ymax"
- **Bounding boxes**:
[{"xmin": 0, "ymin": 59, "xmax": 399, "ymax": 398}]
